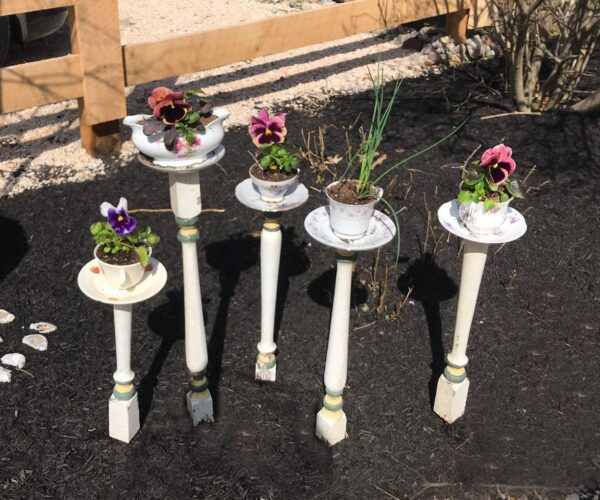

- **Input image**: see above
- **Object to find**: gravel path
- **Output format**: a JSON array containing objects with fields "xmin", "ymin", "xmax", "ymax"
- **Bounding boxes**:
[{"xmin": 0, "ymin": 0, "xmax": 437, "ymax": 197}]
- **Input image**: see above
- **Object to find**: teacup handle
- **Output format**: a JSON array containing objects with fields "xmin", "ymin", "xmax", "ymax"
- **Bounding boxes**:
[
  {"xmin": 466, "ymin": 201, "xmax": 477, "ymax": 221},
  {"xmin": 119, "ymin": 269, "xmax": 128, "ymax": 288}
]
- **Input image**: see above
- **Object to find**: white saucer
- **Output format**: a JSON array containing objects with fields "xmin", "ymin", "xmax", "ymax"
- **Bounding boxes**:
[
  {"xmin": 137, "ymin": 145, "xmax": 225, "ymax": 172},
  {"xmin": 437, "ymin": 200, "xmax": 527, "ymax": 244},
  {"xmin": 235, "ymin": 178, "xmax": 309, "ymax": 212},
  {"xmin": 304, "ymin": 206, "xmax": 396, "ymax": 251},
  {"xmin": 78, "ymin": 257, "xmax": 167, "ymax": 305}
]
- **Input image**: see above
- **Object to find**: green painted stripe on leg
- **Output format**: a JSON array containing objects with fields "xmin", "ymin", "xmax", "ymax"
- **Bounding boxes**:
[
  {"xmin": 443, "ymin": 367, "xmax": 467, "ymax": 383},
  {"xmin": 323, "ymin": 399, "xmax": 344, "ymax": 412},
  {"xmin": 112, "ymin": 388, "xmax": 136, "ymax": 401},
  {"xmin": 175, "ymin": 216, "xmax": 198, "ymax": 227}
]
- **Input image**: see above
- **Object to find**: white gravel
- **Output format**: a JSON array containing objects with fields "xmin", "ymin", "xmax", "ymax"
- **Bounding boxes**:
[{"xmin": 0, "ymin": 0, "xmax": 438, "ymax": 197}]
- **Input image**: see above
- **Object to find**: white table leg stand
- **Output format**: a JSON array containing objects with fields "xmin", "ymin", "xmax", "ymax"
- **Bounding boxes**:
[
  {"xmin": 315, "ymin": 250, "xmax": 355, "ymax": 446},
  {"xmin": 256, "ymin": 213, "xmax": 281, "ymax": 381},
  {"xmin": 170, "ymin": 172, "xmax": 213, "ymax": 425},
  {"xmin": 109, "ymin": 304, "xmax": 140, "ymax": 443},
  {"xmin": 434, "ymin": 240, "xmax": 489, "ymax": 423}
]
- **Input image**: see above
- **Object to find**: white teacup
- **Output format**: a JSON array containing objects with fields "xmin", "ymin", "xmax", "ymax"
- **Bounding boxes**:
[
  {"xmin": 459, "ymin": 199, "xmax": 511, "ymax": 235},
  {"xmin": 94, "ymin": 245, "xmax": 150, "ymax": 290}
]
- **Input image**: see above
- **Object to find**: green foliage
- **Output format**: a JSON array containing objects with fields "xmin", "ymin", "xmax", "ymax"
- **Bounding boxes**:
[
  {"xmin": 457, "ymin": 164, "xmax": 524, "ymax": 211},
  {"xmin": 256, "ymin": 144, "xmax": 301, "ymax": 174},
  {"xmin": 90, "ymin": 222, "xmax": 159, "ymax": 267},
  {"xmin": 342, "ymin": 68, "xmax": 469, "ymax": 199}
]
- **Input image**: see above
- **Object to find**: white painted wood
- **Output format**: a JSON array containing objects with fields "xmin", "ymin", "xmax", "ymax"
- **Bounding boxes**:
[
  {"xmin": 169, "ymin": 172, "xmax": 202, "ymax": 219},
  {"xmin": 323, "ymin": 256, "xmax": 353, "ymax": 393},
  {"xmin": 315, "ymin": 408, "xmax": 347, "ymax": 446},
  {"xmin": 113, "ymin": 304, "xmax": 135, "ymax": 384},
  {"xmin": 434, "ymin": 240, "xmax": 488, "ymax": 423},
  {"xmin": 109, "ymin": 393, "xmax": 140, "ymax": 443},
  {"xmin": 446, "ymin": 241, "xmax": 489, "ymax": 369},
  {"xmin": 186, "ymin": 391, "xmax": 214, "ymax": 425},
  {"xmin": 181, "ymin": 239, "xmax": 209, "ymax": 375},
  {"xmin": 433, "ymin": 376, "xmax": 470, "ymax": 424},
  {"xmin": 255, "ymin": 360, "xmax": 277, "ymax": 382},
  {"xmin": 257, "ymin": 221, "xmax": 281, "ymax": 357}
]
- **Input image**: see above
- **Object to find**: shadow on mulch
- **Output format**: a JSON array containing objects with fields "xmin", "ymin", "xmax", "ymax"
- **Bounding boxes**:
[
  {"xmin": 398, "ymin": 251, "xmax": 458, "ymax": 407},
  {"xmin": 0, "ymin": 215, "xmax": 28, "ymax": 284}
]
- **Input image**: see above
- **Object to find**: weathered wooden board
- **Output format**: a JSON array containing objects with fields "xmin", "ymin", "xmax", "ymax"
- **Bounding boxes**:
[{"xmin": 0, "ymin": 54, "xmax": 83, "ymax": 113}]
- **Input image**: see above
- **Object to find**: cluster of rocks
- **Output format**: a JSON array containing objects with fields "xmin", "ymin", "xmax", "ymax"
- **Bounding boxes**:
[
  {"xmin": 395, "ymin": 26, "xmax": 498, "ymax": 66},
  {"xmin": 0, "ymin": 309, "xmax": 55, "ymax": 383}
]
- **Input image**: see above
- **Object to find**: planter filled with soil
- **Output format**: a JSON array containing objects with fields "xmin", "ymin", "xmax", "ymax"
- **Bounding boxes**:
[
  {"xmin": 123, "ymin": 108, "xmax": 229, "ymax": 165},
  {"xmin": 94, "ymin": 245, "xmax": 151, "ymax": 290},
  {"xmin": 249, "ymin": 164, "xmax": 299, "ymax": 202},
  {"xmin": 326, "ymin": 180, "xmax": 383, "ymax": 240}
]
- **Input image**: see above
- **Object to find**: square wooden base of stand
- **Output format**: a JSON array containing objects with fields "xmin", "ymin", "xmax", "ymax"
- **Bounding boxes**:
[
  {"xmin": 109, "ymin": 393, "xmax": 140, "ymax": 443},
  {"xmin": 315, "ymin": 409, "xmax": 347, "ymax": 446},
  {"xmin": 255, "ymin": 360, "xmax": 277, "ymax": 382},
  {"xmin": 433, "ymin": 375, "xmax": 470, "ymax": 424},
  {"xmin": 186, "ymin": 391, "xmax": 214, "ymax": 425}
]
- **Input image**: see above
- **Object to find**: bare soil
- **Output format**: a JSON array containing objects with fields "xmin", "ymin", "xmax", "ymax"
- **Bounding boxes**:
[
  {"xmin": 327, "ymin": 179, "xmax": 379, "ymax": 204},
  {"xmin": 249, "ymin": 164, "xmax": 297, "ymax": 181},
  {"xmin": 96, "ymin": 248, "xmax": 140, "ymax": 266}
]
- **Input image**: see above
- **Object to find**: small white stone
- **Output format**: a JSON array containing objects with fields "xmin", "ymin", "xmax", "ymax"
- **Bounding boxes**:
[
  {"xmin": 0, "ymin": 309, "xmax": 15, "ymax": 324},
  {"xmin": 22, "ymin": 334, "xmax": 48, "ymax": 351},
  {"xmin": 0, "ymin": 335, "xmax": 3, "ymax": 343},
  {"xmin": 1, "ymin": 353, "xmax": 26, "ymax": 369},
  {"xmin": 0, "ymin": 367, "xmax": 11, "ymax": 383},
  {"xmin": 29, "ymin": 322, "xmax": 57, "ymax": 334}
]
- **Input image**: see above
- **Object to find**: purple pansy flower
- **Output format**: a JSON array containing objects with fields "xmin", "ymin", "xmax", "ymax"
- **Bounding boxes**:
[
  {"xmin": 100, "ymin": 197, "xmax": 137, "ymax": 236},
  {"xmin": 480, "ymin": 144, "xmax": 516, "ymax": 184},
  {"xmin": 249, "ymin": 108, "xmax": 287, "ymax": 147}
]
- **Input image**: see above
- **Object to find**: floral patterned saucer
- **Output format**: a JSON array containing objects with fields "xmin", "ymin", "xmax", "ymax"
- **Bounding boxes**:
[
  {"xmin": 304, "ymin": 206, "xmax": 395, "ymax": 251},
  {"xmin": 78, "ymin": 258, "xmax": 167, "ymax": 305},
  {"xmin": 437, "ymin": 200, "xmax": 527, "ymax": 244},
  {"xmin": 136, "ymin": 145, "xmax": 225, "ymax": 172},
  {"xmin": 235, "ymin": 178, "xmax": 309, "ymax": 212}
]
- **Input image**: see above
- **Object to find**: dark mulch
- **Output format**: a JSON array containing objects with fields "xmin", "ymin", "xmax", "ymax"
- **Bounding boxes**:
[{"xmin": 0, "ymin": 54, "xmax": 599, "ymax": 499}]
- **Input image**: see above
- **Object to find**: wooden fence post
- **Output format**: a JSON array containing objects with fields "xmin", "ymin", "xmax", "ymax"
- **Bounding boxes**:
[{"xmin": 69, "ymin": 0, "xmax": 126, "ymax": 156}]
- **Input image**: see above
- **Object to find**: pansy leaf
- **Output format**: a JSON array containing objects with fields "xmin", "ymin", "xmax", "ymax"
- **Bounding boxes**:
[
  {"xmin": 506, "ymin": 179, "xmax": 525, "ymax": 199},
  {"xmin": 486, "ymin": 177, "xmax": 499, "ymax": 191},
  {"xmin": 260, "ymin": 156, "xmax": 272, "ymax": 168},
  {"xmin": 484, "ymin": 198, "xmax": 496, "ymax": 211},
  {"xmin": 500, "ymin": 192, "xmax": 510, "ymax": 202},
  {"xmin": 457, "ymin": 190, "xmax": 472, "ymax": 204},
  {"xmin": 463, "ymin": 168, "xmax": 484, "ymax": 186},
  {"xmin": 164, "ymin": 128, "xmax": 177, "ymax": 150},
  {"xmin": 186, "ymin": 111, "xmax": 200, "ymax": 124},
  {"xmin": 143, "ymin": 119, "xmax": 164, "ymax": 136},
  {"xmin": 135, "ymin": 246, "xmax": 149, "ymax": 267}
]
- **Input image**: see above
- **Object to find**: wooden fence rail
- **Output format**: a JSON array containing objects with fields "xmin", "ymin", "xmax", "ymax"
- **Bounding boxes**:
[{"xmin": 0, "ymin": 0, "xmax": 490, "ymax": 156}]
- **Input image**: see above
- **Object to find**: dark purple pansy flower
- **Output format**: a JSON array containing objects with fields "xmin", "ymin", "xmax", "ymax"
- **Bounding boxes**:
[
  {"xmin": 100, "ymin": 197, "xmax": 137, "ymax": 236},
  {"xmin": 148, "ymin": 86, "xmax": 190, "ymax": 125},
  {"xmin": 480, "ymin": 144, "xmax": 516, "ymax": 184},
  {"xmin": 249, "ymin": 108, "xmax": 287, "ymax": 147}
]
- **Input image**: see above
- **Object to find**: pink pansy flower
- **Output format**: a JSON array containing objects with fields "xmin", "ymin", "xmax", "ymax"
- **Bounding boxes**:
[
  {"xmin": 249, "ymin": 108, "xmax": 287, "ymax": 147},
  {"xmin": 148, "ymin": 86, "xmax": 190, "ymax": 125},
  {"xmin": 175, "ymin": 139, "xmax": 186, "ymax": 152},
  {"xmin": 480, "ymin": 143, "xmax": 516, "ymax": 184}
]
